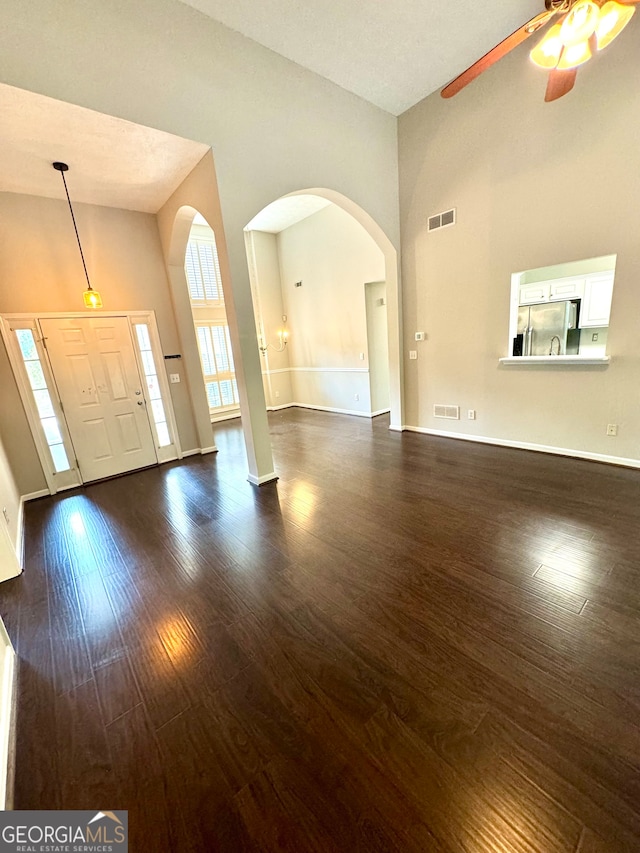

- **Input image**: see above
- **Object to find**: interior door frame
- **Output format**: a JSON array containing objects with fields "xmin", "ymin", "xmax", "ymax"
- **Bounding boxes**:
[{"xmin": 0, "ymin": 310, "xmax": 182, "ymax": 494}]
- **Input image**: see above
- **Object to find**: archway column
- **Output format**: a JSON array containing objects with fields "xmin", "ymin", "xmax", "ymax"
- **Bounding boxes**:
[
  {"xmin": 157, "ymin": 150, "xmax": 276, "ymax": 485},
  {"xmin": 224, "ymin": 227, "xmax": 277, "ymax": 484}
]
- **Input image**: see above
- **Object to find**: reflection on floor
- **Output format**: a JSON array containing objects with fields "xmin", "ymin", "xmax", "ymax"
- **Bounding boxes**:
[{"xmin": 3, "ymin": 408, "xmax": 640, "ymax": 851}]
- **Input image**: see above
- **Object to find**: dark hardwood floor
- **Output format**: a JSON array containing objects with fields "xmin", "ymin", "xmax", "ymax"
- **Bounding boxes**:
[{"xmin": 3, "ymin": 408, "xmax": 640, "ymax": 850}]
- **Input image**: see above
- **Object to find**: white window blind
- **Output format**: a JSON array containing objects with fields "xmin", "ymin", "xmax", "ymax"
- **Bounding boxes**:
[
  {"xmin": 185, "ymin": 237, "xmax": 223, "ymax": 303},
  {"xmin": 195, "ymin": 323, "xmax": 239, "ymax": 411}
]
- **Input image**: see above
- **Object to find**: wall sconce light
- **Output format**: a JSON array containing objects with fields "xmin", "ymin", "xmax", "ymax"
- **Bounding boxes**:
[
  {"xmin": 53, "ymin": 161, "xmax": 103, "ymax": 309},
  {"xmin": 259, "ymin": 329, "xmax": 289, "ymax": 354}
]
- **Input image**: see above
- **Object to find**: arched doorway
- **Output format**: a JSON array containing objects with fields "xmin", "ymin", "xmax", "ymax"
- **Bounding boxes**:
[
  {"xmin": 161, "ymin": 177, "xmax": 276, "ymax": 485},
  {"xmin": 244, "ymin": 189, "xmax": 403, "ymax": 429}
]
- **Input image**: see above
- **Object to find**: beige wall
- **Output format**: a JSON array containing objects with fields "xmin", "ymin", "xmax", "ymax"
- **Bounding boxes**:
[
  {"xmin": 245, "ymin": 230, "xmax": 294, "ymax": 408},
  {"xmin": 0, "ymin": 334, "xmax": 42, "ymax": 497},
  {"xmin": 278, "ymin": 205, "xmax": 385, "ymax": 414},
  {"xmin": 0, "ymin": 428, "xmax": 21, "ymax": 564},
  {"xmin": 0, "ymin": 192, "xmax": 200, "ymax": 494},
  {"xmin": 365, "ymin": 281, "xmax": 390, "ymax": 414},
  {"xmin": 398, "ymin": 26, "xmax": 640, "ymax": 464}
]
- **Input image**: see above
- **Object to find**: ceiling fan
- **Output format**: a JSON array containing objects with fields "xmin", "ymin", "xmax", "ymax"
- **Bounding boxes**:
[{"xmin": 441, "ymin": 0, "xmax": 638, "ymax": 102}]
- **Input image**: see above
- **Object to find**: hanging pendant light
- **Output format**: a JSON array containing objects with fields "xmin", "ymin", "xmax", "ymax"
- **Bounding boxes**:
[{"xmin": 52, "ymin": 162, "xmax": 103, "ymax": 309}]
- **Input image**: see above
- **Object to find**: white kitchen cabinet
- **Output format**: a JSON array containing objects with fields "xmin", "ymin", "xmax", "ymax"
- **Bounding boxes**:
[
  {"xmin": 519, "ymin": 282, "xmax": 550, "ymax": 304},
  {"xmin": 581, "ymin": 275, "xmax": 614, "ymax": 327},
  {"xmin": 549, "ymin": 278, "xmax": 584, "ymax": 301}
]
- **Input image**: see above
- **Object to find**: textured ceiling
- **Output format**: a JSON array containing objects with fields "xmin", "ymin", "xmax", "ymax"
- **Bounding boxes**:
[
  {"xmin": 0, "ymin": 83, "xmax": 209, "ymax": 212},
  {"xmin": 0, "ymin": 85, "xmax": 336, "ymax": 230},
  {"xmin": 178, "ymin": 0, "xmax": 542, "ymax": 114}
]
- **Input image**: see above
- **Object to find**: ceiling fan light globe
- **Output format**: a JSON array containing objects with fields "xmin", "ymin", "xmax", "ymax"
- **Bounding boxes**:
[
  {"xmin": 557, "ymin": 38, "xmax": 593, "ymax": 69},
  {"xmin": 596, "ymin": 1, "xmax": 635, "ymax": 49},
  {"xmin": 560, "ymin": 0, "xmax": 600, "ymax": 45},
  {"xmin": 530, "ymin": 24, "xmax": 564, "ymax": 68}
]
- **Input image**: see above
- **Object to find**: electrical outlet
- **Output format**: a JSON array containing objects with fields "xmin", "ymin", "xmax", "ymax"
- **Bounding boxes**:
[
  {"xmin": 354, "ymin": 393, "xmax": 359, "ymax": 401},
  {"xmin": 409, "ymin": 351, "xmax": 417, "ymax": 360},
  {"xmin": 414, "ymin": 332, "xmax": 425, "ymax": 341},
  {"xmin": 170, "ymin": 373, "xmax": 180, "ymax": 384},
  {"xmin": 606, "ymin": 424, "xmax": 618, "ymax": 436},
  {"xmin": 359, "ymin": 352, "xmax": 365, "ymax": 360},
  {"xmin": 275, "ymin": 391, "xmax": 280, "ymax": 398},
  {"xmin": 592, "ymin": 333, "xmax": 599, "ymax": 342},
  {"xmin": 467, "ymin": 410, "xmax": 476, "ymax": 420}
]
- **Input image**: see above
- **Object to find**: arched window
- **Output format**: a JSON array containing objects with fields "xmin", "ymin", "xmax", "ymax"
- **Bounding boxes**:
[{"xmin": 185, "ymin": 216, "xmax": 239, "ymax": 416}]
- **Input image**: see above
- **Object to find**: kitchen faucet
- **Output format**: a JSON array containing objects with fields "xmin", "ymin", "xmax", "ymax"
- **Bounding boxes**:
[{"xmin": 549, "ymin": 335, "xmax": 561, "ymax": 356}]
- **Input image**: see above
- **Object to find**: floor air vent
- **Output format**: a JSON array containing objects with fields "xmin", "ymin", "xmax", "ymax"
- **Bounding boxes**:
[
  {"xmin": 428, "ymin": 208, "xmax": 456, "ymax": 232},
  {"xmin": 433, "ymin": 405, "xmax": 460, "ymax": 420}
]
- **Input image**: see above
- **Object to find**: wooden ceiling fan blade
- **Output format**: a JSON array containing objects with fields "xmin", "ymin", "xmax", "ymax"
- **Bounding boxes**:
[
  {"xmin": 544, "ymin": 68, "xmax": 577, "ymax": 101},
  {"xmin": 441, "ymin": 10, "xmax": 555, "ymax": 98}
]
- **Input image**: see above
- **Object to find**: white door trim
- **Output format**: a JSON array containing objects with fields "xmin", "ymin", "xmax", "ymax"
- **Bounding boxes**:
[{"xmin": 0, "ymin": 310, "xmax": 182, "ymax": 494}]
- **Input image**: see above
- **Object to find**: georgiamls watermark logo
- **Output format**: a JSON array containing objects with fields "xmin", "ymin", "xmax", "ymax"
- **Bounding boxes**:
[{"xmin": 0, "ymin": 809, "xmax": 128, "ymax": 852}]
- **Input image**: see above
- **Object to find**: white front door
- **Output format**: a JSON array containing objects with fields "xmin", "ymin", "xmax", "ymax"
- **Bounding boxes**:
[{"xmin": 40, "ymin": 316, "xmax": 158, "ymax": 482}]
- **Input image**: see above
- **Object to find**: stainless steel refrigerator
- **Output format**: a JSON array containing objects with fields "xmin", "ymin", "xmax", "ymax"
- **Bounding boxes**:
[{"xmin": 517, "ymin": 300, "xmax": 578, "ymax": 356}]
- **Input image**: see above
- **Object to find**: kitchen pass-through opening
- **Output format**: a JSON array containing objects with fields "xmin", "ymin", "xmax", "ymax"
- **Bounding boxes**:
[{"xmin": 508, "ymin": 254, "xmax": 616, "ymax": 360}]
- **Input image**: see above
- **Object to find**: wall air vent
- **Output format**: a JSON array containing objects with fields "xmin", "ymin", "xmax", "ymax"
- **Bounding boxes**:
[
  {"xmin": 428, "ymin": 208, "xmax": 456, "ymax": 232},
  {"xmin": 433, "ymin": 405, "xmax": 460, "ymax": 420}
]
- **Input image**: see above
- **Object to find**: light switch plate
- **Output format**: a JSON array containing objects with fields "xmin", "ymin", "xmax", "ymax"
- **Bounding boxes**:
[
  {"xmin": 409, "ymin": 351, "xmax": 418, "ymax": 360},
  {"xmin": 170, "ymin": 374, "xmax": 180, "ymax": 384}
]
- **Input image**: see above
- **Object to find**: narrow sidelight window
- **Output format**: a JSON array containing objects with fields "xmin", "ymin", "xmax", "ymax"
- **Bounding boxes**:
[
  {"xmin": 14, "ymin": 329, "xmax": 70, "ymax": 472},
  {"xmin": 134, "ymin": 324, "xmax": 171, "ymax": 447}
]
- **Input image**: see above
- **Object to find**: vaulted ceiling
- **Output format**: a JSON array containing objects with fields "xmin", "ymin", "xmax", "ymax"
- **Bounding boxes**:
[{"xmin": 178, "ymin": 0, "xmax": 541, "ymax": 114}]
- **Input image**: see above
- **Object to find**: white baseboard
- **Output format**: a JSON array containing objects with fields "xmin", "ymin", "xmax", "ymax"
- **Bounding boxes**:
[
  {"xmin": 210, "ymin": 411, "xmax": 241, "ymax": 424},
  {"xmin": 181, "ymin": 446, "xmax": 218, "ymax": 458},
  {"xmin": 388, "ymin": 424, "xmax": 404, "ymax": 432},
  {"xmin": 267, "ymin": 402, "xmax": 391, "ymax": 419},
  {"xmin": 287, "ymin": 402, "xmax": 380, "ymax": 419},
  {"xmin": 0, "ymin": 630, "xmax": 16, "ymax": 809},
  {"xmin": 16, "ymin": 500, "xmax": 25, "ymax": 570},
  {"xmin": 21, "ymin": 489, "xmax": 49, "ymax": 502},
  {"xmin": 247, "ymin": 471, "xmax": 279, "ymax": 486},
  {"xmin": 403, "ymin": 425, "xmax": 640, "ymax": 470}
]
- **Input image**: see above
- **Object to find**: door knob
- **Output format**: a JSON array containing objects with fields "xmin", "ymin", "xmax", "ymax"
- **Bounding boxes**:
[
  {"xmin": 135, "ymin": 390, "xmax": 142, "ymax": 395},
  {"xmin": 137, "ymin": 401, "xmax": 144, "ymax": 406}
]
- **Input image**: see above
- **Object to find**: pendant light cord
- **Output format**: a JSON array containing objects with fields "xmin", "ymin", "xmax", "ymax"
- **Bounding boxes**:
[{"xmin": 58, "ymin": 168, "xmax": 93, "ymax": 291}]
